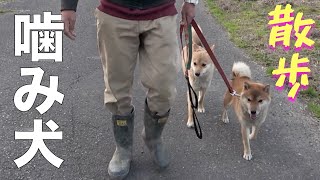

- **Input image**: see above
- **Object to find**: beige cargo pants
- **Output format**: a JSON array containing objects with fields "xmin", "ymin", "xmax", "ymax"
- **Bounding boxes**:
[{"xmin": 95, "ymin": 9, "xmax": 179, "ymax": 116}]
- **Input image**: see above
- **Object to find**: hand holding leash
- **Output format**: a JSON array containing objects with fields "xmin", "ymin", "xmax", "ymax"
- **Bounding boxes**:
[{"xmin": 181, "ymin": 2, "xmax": 196, "ymax": 27}]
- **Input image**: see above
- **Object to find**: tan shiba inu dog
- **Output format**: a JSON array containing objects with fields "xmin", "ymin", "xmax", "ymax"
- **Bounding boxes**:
[
  {"xmin": 182, "ymin": 27, "xmax": 215, "ymax": 128},
  {"xmin": 222, "ymin": 62, "xmax": 271, "ymax": 160}
]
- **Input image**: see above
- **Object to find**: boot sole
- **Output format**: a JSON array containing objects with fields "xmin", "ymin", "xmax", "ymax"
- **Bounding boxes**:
[{"xmin": 108, "ymin": 168, "xmax": 129, "ymax": 180}]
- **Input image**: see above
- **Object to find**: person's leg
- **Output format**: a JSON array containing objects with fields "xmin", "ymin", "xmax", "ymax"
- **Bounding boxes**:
[
  {"xmin": 95, "ymin": 9, "xmax": 139, "ymax": 179},
  {"xmin": 138, "ymin": 15, "xmax": 179, "ymax": 168}
]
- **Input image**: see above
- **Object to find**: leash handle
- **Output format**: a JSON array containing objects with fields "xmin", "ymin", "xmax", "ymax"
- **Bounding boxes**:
[
  {"xmin": 180, "ymin": 23, "xmax": 203, "ymax": 139},
  {"xmin": 193, "ymin": 106, "xmax": 202, "ymax": 139},
  {"xmin": 186, "ymin": 76, "xmax": 198, "ymax": 110},
  {"xmin": 190, "ymin": 20, "xmax": 234, "ymax": 94},
  {"xmin": 186, "ymin": 76, "xmax": 202, "ymax": 139}
]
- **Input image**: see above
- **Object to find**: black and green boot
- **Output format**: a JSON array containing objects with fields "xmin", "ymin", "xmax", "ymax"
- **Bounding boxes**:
[
  {"xmin": 108, "ymin": 110, "xmax": 134, "ymax": 179},
  {"xmin": 142, "ymin": 100, "xmax": 170, "ymax": 168}
]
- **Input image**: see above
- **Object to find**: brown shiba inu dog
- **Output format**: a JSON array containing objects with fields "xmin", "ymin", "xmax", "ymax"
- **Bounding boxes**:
[
  {"xmin": 182, "ymin": 27, "xmax": 215, "ymax": 128},
  {"xmin": 222, "ymin": 62, "xmax": 271, "ymax": 160}
]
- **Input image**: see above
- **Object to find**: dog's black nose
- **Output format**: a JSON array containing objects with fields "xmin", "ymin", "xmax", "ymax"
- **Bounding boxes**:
[
  {"xmin": 195, "ymin": 73, "xmax": 200, "ymax": 76},
  {"xmin": 251, "ymin": 111, "xmax": 256, "ymax": 114}
]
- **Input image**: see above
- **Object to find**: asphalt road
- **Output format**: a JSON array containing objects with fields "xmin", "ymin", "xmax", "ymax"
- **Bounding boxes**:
[{"xmin": 0, "ymin": 0, "xmax": 319, "ymax": 179}]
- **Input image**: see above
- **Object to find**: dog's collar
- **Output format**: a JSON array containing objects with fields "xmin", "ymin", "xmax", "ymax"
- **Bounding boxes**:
[{"xmin": 230, "ymin": 90, "xmax": 241, "ymax": 97}]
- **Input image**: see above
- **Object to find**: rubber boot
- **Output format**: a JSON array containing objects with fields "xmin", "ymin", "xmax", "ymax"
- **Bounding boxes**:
[
  {"xmin": 142, "ymin": 100, "xmax": 170, "ymax": 168},
  {"xmin": 108, "ymin": 110, "xmax": 134, "ymax": 179}
]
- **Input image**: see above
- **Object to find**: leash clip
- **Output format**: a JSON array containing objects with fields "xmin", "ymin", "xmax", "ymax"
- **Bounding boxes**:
[{"xmin": 230, "ymin": 90, "xmax": 241, "ymax": 97}]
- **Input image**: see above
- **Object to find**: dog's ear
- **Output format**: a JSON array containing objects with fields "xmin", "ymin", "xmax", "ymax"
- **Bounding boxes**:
[
  {"xmin": 264, "ymin": 84, "xmax": 270, "ymax": 93},
  {"xmin": 232, "ymin": 72, "xmax": 237, "ymax": 78},
  {"xmin": 192, "ymin": 43, "xmax": 201, "ymax": 51},
  {"xmin": 244, "ymin": 82, "xmax": 250, "ymax": 90},
  {"xmin": 211, "ymin": 44, "xmax": 215, "ymax": 51}
]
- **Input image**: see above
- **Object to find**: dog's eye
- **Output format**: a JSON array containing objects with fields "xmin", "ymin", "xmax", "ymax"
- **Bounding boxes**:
[
  {"xmin": 202, "ymin": 64, "xmax": 206, "ymax": 67},
  {"xmin": 258, "ymin": 100, "xmax": 263, "ymax": 103},
  {"xmin": 194, "ymin": 62, "xmax": 197, "ymax": 66},
  {"xmin": 247, "ymin": 98, "xmax": 251, "ymax": 102}
]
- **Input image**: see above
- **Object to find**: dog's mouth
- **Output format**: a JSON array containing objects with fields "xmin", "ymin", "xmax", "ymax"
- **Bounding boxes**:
[
  {"xmin": 250, "ymin": 114, "xmax": 257, "ymax": 120},
  {"xmin": 250, "ymin": 111, "xmax": 257, "ymax": 120}
]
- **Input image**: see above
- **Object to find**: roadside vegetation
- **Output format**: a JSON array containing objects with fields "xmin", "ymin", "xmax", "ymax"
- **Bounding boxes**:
[
  {"xmin": 0, "ymin": 0, "xmax": 12, "ymax": 14},
  {"xmin": 205, "ymin": 0, "xmax": 320, "ymax": 119}
]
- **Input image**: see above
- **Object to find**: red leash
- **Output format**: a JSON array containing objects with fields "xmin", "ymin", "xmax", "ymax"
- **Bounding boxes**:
[
  {"xmin": 180, "ymin": 20, "xmax": 240, "ymax": 139},
  {"xmin": 181, "ymin": 20, "xmax": 239, "ymax": 96},
  {"xmin": 179, "ymin": 20, "xmax": 241, "ymax": 139},
  {"xmin": 190, "ymin": 20, "xmax": 239, "ymax": 96}
]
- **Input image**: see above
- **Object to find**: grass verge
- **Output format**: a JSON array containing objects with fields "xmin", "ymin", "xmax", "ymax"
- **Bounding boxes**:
[
  {"xmin": 0, "ymin": 0, "xmax": 12, "ymax": 14},
  {"xmin": 308, "ymin": 103, "xmax": 320, "ymax": 119},
  {"xmin": 0, "ymin": 9, "xmax": 12, "ymax": 14}
]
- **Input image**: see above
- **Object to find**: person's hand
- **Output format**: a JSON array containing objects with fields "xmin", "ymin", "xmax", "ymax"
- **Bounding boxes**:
[
  {"xmin": 181, "ymin": 2, "xmax": 195, "ymax": 27},
  {"xmin": 61, "ymin": 10, "xmax": 76, "ymax": 40}
]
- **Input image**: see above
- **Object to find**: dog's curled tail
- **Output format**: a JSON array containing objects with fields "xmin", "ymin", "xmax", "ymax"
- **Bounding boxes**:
[{"xmin": 232, "ymin": 62, "xmax": 251, "ymax": 79}]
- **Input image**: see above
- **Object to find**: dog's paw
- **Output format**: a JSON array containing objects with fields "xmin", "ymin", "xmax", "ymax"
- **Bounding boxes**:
[
  {"xmin": 187, "ymin": 120, "xmax": 194, "ymax": 128},
  {"xmin": 197, "ymin": 106, "xmax": 205, "ymax": 113},
  {"xmin": 222, "ymin": 116, "xmax": 229, "ymax": 124},
  {"xmin": 243, "ymin": 153, "xmax": 253, "ymax": 161},
  {"xmin": 249, "ymin": 133, "xmax": 256, "ymax": 140}
]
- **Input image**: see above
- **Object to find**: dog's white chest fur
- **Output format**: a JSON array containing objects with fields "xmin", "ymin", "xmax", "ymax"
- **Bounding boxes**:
[{"xmin": 190, "ymin": 66, "xmax": 214, "ymax": 91}]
